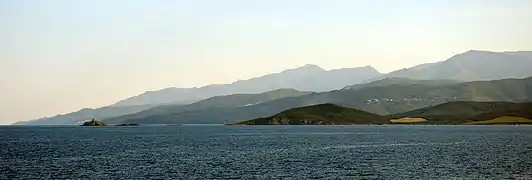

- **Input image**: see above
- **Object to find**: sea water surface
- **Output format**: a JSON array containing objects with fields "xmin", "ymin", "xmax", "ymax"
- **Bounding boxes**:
[{"xmin": 2, "ymin": 125, "xmax": 532, "ymax": 179}]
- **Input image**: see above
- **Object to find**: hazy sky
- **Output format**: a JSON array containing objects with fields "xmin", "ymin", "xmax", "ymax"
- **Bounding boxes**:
[{"xmin": 1, "ymin": 0, "xmax": 531, "ymax": 124}]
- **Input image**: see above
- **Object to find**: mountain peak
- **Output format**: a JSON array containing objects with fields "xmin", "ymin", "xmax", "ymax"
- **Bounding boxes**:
[
  {"xmin": 363, "ymin": 65, "xmax": 380, "ymax": 73},
  {"xmin": 281, "ymin": 64, "xmax": 325, "ymax": 73},
  {"xmin": 445, "ymin": 50, "xmax": 499, "ymax": 63},
  {"xmin": 300, "ymin": 64, "xmax": 324, "ymax": 70},
  {"xmin": 303, "ymin": 64, "xmax": 320, "ymax": 67}
]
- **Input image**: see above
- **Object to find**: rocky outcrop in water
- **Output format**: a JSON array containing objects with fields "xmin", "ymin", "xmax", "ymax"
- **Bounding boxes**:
[{"xmin": 81, "ymin": 119, "xmax": 108, "ymax": 126}]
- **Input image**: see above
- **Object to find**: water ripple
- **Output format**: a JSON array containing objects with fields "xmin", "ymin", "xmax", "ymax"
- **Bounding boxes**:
[{"xmin": 2, "ymin": 125, "xmax": 532, "ymax": 179}]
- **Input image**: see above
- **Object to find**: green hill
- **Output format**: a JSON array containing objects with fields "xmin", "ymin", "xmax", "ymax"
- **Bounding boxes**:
[
  {"xmin": 231, "ymin": 104, "xmax": 387, "ymax": 125},
  {"xmin": 231, "ymin": 102, "xmax": 532, "ymax": 125}
]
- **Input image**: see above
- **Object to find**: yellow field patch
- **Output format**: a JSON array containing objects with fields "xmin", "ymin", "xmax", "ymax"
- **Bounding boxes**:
[{"xmin": 390, "ymin": 117, "xmax": 428, "ymax": 124}]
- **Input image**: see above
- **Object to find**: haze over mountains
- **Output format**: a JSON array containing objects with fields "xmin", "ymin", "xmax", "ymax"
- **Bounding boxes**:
[
  {"xmin": 14, "ymin": 50, "xmax": 532, "ymax": 125},
  {"xmin": 114, "ymin": 50, "xmax": 532, "ymax": 108},
  {"xmin": 112, "ymin": 65, "xmax": 381, "ymax": 106}
]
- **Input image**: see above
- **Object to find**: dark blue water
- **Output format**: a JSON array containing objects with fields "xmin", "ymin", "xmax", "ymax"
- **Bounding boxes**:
[{"xmin": 2, "ymin": 125, "xmax": 532, "ymax": 179}]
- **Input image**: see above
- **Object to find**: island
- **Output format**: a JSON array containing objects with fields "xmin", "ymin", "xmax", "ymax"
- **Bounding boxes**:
[
  {"xmin": 228, "ymin": 102, "xmax": 532, "ymax": 125},
  {"xmin": 81, "ymin": 119, "xmax": 108, "ymax": 126}
]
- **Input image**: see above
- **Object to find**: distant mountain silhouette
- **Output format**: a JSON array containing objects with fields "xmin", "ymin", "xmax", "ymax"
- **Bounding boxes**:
[
  {"xmin": 111, "ymin": 64, "xmax": 381, "ymax": 106},
  {"xmin": 373, "ymin": 50, "xmax": 532, "ymax": 81},
  {"xmin": 13, "ymin": 105, "xmax": 157, "ymax": 125}
]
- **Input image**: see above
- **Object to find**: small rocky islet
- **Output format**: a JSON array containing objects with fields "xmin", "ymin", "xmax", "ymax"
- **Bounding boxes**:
[
  {"xmin": 81, "ymin": 119, "xmax": 141, "ymax": 126},
  {"xmin": 80, "ymin": 119, "xmax": 108, "ymax": 126}
]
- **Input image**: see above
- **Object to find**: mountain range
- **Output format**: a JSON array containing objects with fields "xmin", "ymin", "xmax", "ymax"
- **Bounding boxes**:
[
  {"xmin": 14, "ymin": 50, "xmax": 532, "ymax": 125},
  {"xmin": 112, "ymin": 64, "xmax": 380, "ymax": 106},
  {"xmin": 107, "ymin": 76, "xmax": 532, "ymax": 125}
]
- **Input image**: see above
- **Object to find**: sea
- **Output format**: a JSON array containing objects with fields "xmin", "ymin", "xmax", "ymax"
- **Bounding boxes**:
[{"xmin": 1, "ymin": 125, "xmax": 532, "ymax": 179}]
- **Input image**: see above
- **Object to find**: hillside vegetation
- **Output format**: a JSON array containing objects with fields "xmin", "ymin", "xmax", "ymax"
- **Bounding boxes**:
[
  {"xmin": 389, "ymin": 101, "xmax": 532, "ymax": 124},
  {"xmin": 232, "ymin": 104, "xmax": 387, "ymax": 125},
  {"xmin": 231, "ymin": 102, "xmax": 532, "ymax": 125}
]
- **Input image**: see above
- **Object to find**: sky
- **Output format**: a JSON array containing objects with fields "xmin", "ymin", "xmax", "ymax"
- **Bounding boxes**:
[{"xmin": 1, "ymin": 0, "xmax": 531, "ymax": 124}]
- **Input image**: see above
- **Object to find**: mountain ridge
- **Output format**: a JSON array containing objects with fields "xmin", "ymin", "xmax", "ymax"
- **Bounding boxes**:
[{"xmin": 111, "ymin": 64, "xmax": 380, "ymax": 107}]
